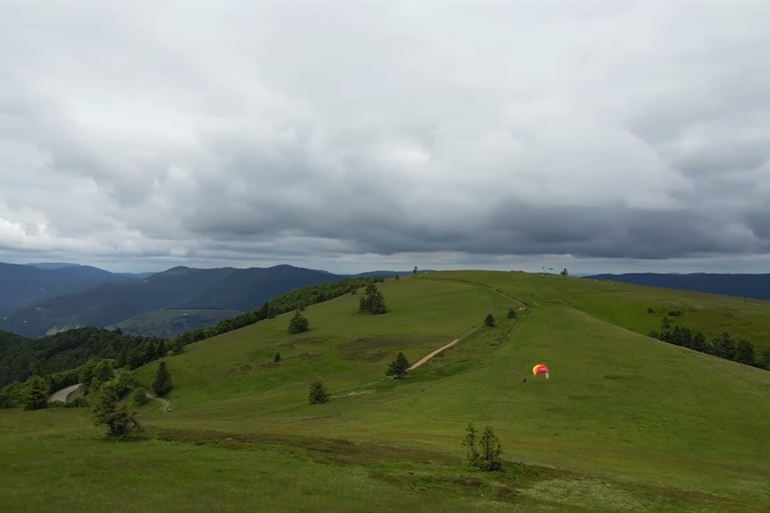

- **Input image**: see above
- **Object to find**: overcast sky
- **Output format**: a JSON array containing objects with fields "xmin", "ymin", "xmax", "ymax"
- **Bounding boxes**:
[{"xmin": 1, "ymin": 2, "xmax": 769, "ymax": 275}]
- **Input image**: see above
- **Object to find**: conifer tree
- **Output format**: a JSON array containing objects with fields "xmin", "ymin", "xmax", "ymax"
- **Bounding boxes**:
[
  {"xmin": 152, "ymin": 361, "xmax": 173, "ymax": 397},
  {"xmin": 387, "ymin": 352, "xmax": 410, "ymax": 379}
]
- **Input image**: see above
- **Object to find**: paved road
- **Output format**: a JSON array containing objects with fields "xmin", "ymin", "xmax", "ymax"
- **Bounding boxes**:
[{"xmin": 47, "ymin": 383, "xmax": 82, "ymax": 403}]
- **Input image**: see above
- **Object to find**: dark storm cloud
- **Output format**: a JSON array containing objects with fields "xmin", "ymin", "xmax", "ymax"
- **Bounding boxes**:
[{"xmin": 0, "ymin": 1, "xmax": 769, "ymax": 272}]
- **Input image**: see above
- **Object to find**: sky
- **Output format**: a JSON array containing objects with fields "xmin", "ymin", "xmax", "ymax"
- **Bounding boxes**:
[{"xmin": 1, "ymin": 2, "xmax": 769, "ymax": 275}]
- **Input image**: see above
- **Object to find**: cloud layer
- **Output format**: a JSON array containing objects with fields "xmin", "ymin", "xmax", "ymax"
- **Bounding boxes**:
[{"xmin": 1, "ymin": 2, "xmax": 769, "ymax": 273}]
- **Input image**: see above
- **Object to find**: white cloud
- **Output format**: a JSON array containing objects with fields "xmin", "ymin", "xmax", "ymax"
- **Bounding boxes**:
[{"xmin": 0, "ymin": 1, "xmax": 769, "ymax": 273}]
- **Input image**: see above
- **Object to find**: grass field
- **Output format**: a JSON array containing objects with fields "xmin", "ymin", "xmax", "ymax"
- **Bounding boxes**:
[{"xmin": 2, "ymin": 271, "xmax": 769, "ymax": 512}]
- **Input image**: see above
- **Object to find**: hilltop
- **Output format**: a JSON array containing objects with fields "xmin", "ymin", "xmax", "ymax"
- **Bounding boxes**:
[{"xmin": 1, "ymin": 270, "xmax": 768, "ymax": 512}]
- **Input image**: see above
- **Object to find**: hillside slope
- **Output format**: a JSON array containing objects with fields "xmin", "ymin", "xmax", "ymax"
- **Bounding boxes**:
[
  {"xmin": 0, "ymin": 264, "xmax": 348, "ymax": 337},
  {"xmin": 2, "ymin": 272, "xmax": 769, "ymax": 512},
  {"xmin": 0, "ymin": 262, "xmax": 140, "ymax": 313},
  {"xmin": 128, "ymin": 273, "xmax": 770, "ymax": 510}
]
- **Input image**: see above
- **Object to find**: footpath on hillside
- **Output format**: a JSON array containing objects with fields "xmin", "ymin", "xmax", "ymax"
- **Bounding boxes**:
[{"xmin": 333, "ymin": 277, "xmax": 529, "ymax": 398}]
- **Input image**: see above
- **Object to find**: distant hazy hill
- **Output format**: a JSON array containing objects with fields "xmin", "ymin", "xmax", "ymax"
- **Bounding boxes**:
[
  {"xmin": 0, "ymin": 262, "xmax": 143, "ymax": 313},
  {"xmin": 0, "ymin": 264, "xmax": 355, "ymax": 337},
  {"xmin": 584, "ymin": 273, "xmax": 770, "ymax": 301}
]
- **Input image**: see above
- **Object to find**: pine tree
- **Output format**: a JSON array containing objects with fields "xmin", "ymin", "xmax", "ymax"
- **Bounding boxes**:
[
  {"xmin": 462, "ymin": 423, "xmax": 479, "ymax": 467},
  {"xmin": 309, "ymin": 378, "xmax": 329, "ymax": 404},
  {"xmin": 274, "ymin": 352, "xmax": 281, "ymax": 363},
  {"xmin": 93, "ymin": 383, "xmax": 137, "ymax": 437},
  {"xmin": 757, "ymin": 347, "xmax": 770, "ymax": 370},
  {"xmin": 735, "ymin": 339, "xmax": 756, "ymax": 366},
  {"xmin": 713, "ymin": 332, "xmax": 736, "ymax": 360},
  {"xmin": 477, "ymin": 425, "xmax": 504, "ymax": 471},
  {"xmin": 157, "ymin": 339, "xmax": 167, "ymax": 357},
  {"xmin": 171, "ymin": 339, "xmax": 185, "ymax": 355},
  {"xmin": 152, "ymin": 361, "xmax": 173, "ymax": 397},
  {"xmin": 506, "ymin": 307, "xmax": 517, "ymax": 319},
  {"xmin": 386, "ymin": 352, "xmax": 410, "ymax": 379},
  {"xmin": 359, "ymin": 283, "xmax": 387, "ymax": 315},
  {"xmin": 484, "ymin": 313, "xmax": 496, "ymax": 327},
  {"xmin": 691, "ymin": 331, "xmax": 707, "ymax": 352}
]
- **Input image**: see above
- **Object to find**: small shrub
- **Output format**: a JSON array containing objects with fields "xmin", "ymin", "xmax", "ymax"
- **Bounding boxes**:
[
  {"xmin": 114, "ymin": 372, "xmax": 138, "ymax": 400},
  {"xmin": 133, "ymin": 387, "xmax": 149, "ymax": 405},
  {"xmin": 668, "ymin": 309, "xmax": 682, "ymax": 317},
  {"xmin": 484, "ymin": 313, "xmax": 496, "ymax": 327},
  {"xmin": 647, "ymin": 307, "xmax": 654, "ymax": 313},
  {"xmin": 506, "ymin": 307, "xmax": 517, "ymax": 319},
  {"xmin": 274, "ymin": 352, "xmax": 281, "ymax": 363},
  {"xmin": 309, "ymin": 378, "xmax": 329, "ymax": 404},
  {"xmin": 65, "ymin": 397, "xmax": 90, "ymax": 408},
  {"xmin": 288, "ymin": 311, "xmax": 310, "ymax": 334}
]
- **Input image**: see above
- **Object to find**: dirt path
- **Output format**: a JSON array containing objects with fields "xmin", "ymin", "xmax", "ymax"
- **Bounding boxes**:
[
  {"xmin": 423, "ymin": 276, "xmax": 529, "ymax": 310},
  {"xmin": 146, "ymin": 392, "xmax": 171, "ymax": 412},
  {"xmin": 47, "ymin": 383, "xmax": 82, "ymax": 403},
  {"xmin": 408, "ymin": 339, "xmax": 459, "ymax": 370}
]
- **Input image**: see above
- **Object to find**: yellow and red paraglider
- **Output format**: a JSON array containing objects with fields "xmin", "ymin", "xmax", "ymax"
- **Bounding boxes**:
[{"xmin": 532, "ymin": 363, "xmax": 550, "ymax": 379}]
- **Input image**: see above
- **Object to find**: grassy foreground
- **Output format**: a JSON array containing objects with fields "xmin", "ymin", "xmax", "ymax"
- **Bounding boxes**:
[{"xmin": 1, "ymin": 271, "xmax": 769, "ymax": 512}]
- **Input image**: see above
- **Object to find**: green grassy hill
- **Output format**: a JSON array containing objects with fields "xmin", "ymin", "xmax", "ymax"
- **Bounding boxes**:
[{"xmin": 1, "ymin": 271, "xmax": 769, "ymax": 512}]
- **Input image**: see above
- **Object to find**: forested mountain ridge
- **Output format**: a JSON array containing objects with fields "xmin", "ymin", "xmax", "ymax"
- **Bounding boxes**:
[
  {"xmin": 0, "ymin": 264, "xmax": 352, "ymax": 337},
  {"xmin": 584, "ymin": 273, "xmax": 770, "ymax": 301},
  {"xmin": 0, "ymin": 262, "xmax": 142, "ymax": 313}
]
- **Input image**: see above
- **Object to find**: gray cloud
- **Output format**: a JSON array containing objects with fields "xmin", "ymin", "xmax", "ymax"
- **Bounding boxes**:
[{"xmin": 1, "ymin": 2, "xmax": 769, "ymax": 274}]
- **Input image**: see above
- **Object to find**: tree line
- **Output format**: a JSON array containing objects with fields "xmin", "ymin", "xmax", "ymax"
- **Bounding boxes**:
[
  {"xmin": 649, "ymin": 314, "xmax": 770, "ymax": 370},
  {"xmin": 0, "ymin": 327, "xmax": 166, "ymax": 387}
]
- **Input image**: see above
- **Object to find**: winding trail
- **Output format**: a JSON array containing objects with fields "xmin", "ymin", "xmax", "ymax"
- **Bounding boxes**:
[
  {"xmin": 408, "ymin": 339, "xmax": 459, "ymax": 370},
  {"xmin": 47, "ymin": 383, "xmax": 82, "ymax": 403}
]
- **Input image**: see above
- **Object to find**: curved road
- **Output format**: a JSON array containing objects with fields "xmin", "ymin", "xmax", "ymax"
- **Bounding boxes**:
[{"xmin": 47, "ymin": 383, "xmax": 82, "ymax": 403}]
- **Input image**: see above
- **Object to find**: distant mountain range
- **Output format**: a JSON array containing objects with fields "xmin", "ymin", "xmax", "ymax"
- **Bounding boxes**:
[
  {"xmin": 584, "ymin": 273, "xmax": 770, "ymax": 301},
  {"xmin": 0, "ymin": 261, "xmax": 415, "ymax": 338},
  {"xmin": 0, "ymin": 262, "xmax": 150, "ymax": 313},
  {"xmin": 8, "ymin": 260, "xmax": 767, "ymax": 340}
]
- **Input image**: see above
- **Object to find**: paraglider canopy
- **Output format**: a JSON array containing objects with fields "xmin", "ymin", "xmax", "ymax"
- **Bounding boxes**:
[{"xmin": 532, "ymin": 363, "xmax": 550, "ymax": 379}]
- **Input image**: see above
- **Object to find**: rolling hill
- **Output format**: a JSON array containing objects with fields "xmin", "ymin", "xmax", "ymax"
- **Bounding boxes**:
[
  {"xmin": 1, "ymin": 271, "xmax": 768, "ymax": 512},
  {"xmin": 0, "ymin": 264, "xmax": 355, "ymax": 338},
  {"xmin": 585, "ymin": 272, "xmax": 770, "ymax": 301},
  {"xmin": 0, "ymin": 262, "xmax": 144, "ymax": 313}
]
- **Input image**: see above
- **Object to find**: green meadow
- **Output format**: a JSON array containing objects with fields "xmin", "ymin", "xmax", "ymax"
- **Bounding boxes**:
[{"xmin": 1, "ymin": 271, "xmax": 769, "ymax": 512}]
